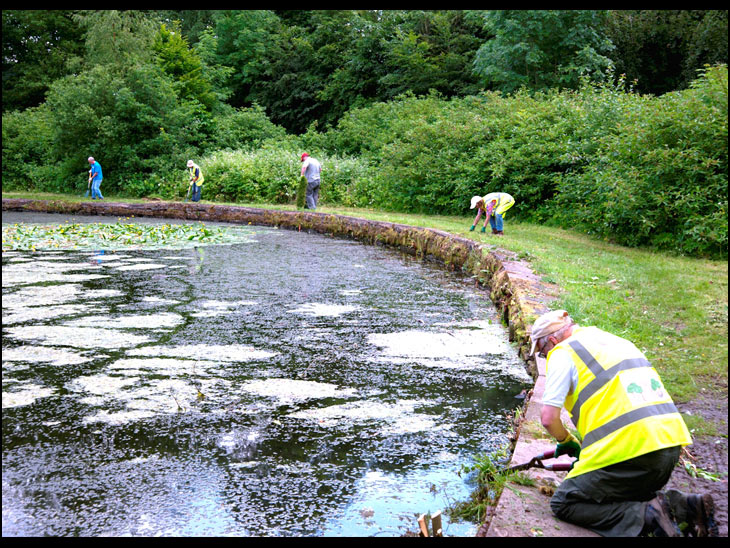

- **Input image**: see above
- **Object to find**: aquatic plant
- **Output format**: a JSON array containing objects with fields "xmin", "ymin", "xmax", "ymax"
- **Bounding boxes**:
[{"xmin": 1, "ymin": 221, "xmax": 252, "ymax": 251}]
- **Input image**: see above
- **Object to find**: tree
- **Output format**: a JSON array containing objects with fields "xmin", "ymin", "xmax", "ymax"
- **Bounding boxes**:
[
  {"xmin": 153, "ymin": 22, "xmax": 216, "ymax": 110},
  {"xmin": 473, "ymin": 10, "xmax": 615, "ymax": 93},
  {"xmin": 2, "ymin": 10, "xmax": 84, "ymax": 112},
  {"xmin": 74, "ymin": 10, "xmax": 157, "ymax": 69},
  {"xmin": 211, "ymin": 10, "xmax": 282, "ymax": 108},
  {"xmin": 606, "ymin": 10, "xmax": 728, "ymax": 95}
]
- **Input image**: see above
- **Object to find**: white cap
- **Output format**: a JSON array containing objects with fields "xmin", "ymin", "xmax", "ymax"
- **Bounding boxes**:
[
  {"xmin": 529, "ymin": 310, "xmax": 571, "ymax": 356},
  {"xmin": 187, "ymin": 160, "xmax": 194, "ymax": 168},
  {"xmin": 470, "ymin": 196, "xmax": 482, "ymax": 209}
]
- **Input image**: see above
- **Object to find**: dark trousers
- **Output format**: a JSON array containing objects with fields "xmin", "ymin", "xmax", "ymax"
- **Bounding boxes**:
[
  {"xmin": 550, "ymin": 446, "xmax": 681, "ymax": 536},
  {"xmin": 191, "ymin": 184, "xmax": 202, "ymax": 202}
]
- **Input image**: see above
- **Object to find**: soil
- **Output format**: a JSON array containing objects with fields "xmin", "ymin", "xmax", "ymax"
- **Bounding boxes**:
[{"xmin": 667, "ymin": 391, "xmax": 728, "ymax": 537}]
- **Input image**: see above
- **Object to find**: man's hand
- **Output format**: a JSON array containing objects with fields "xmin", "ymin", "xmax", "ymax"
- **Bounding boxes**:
[
  {"xmin": 469, "ymin": 225, "xmax": 475, "ymax": 232},
  {"xmin": 480, "ymin": 226, "xmax": 486, "ymax": 233},
  {"xmin": 555, "ymin": 431, "xmax": 581, "ymax": 458}
]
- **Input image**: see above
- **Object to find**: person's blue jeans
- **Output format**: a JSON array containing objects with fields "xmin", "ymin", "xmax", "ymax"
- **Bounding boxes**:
[
  {"xmin": 191, "ymin": 184, "xmax": 202, "ymax": 202},
  {"xmin": 489, "ymin": 213, "xmax": 504, "ymax": 232},
  {"xmin": 91, "ymin": 179, "xmax": 103, "ymax": 200}
]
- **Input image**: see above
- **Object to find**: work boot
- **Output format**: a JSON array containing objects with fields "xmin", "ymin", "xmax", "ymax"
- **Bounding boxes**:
[
  {"xmin": 491, "ymin": 228, "xmax": 498, "ymax": 234},
  {"xmin": 497, "ymin": 230, "xmax": 504, "ymax": 236},
  {"xmin": 664, "ymin": 489, "xmax": 719, "ymax": 537},
  {"xmin": 642, "ymin": 494, "xmax": 682, "ymax": 537}
]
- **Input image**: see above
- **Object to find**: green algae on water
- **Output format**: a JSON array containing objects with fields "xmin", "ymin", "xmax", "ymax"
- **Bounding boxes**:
[{"xmin": 2, "ymin": 222, "xmax": 257, "ymax": 251}]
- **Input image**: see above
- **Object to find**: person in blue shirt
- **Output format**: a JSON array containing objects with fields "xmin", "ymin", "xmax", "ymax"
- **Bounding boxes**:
[{"xmin": 88, "ymin": 157, "xmax": 104, "ymax": 200}]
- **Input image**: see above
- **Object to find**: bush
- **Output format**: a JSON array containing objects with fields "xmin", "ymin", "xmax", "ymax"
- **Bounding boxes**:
[
  {"xmin": 173, "ymin": 144, "xmax": 375, "ymax": 206},
  {"xmin": 209, "ymin": 104, "xmax": 288, "ymax": 151},
  {"xmin": 2, "ymin": 105, "xmax": 60, "ymax": 191},
  {"xmin": 554, "ymin": 65, "xmax": 728, "ymax": 257},
  {"xmin": 317, "ymin": 67, "xmax": 727, "ymax": 257}
]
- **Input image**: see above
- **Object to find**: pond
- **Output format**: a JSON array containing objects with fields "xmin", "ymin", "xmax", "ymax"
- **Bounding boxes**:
[{"xmin": 2, "ymin": 211, "xmax": 531, "ymax": 537}]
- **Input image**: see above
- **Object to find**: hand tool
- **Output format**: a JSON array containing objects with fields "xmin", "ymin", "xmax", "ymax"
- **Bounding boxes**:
[{"xmin": 507, "ymin": 448, "xmax": 574, "ymax": 472}]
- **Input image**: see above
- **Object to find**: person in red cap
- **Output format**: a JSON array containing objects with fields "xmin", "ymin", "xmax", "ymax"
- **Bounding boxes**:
[{"xmin": 300, "ymin": 153, "xmax": 322, "ymax": 210}]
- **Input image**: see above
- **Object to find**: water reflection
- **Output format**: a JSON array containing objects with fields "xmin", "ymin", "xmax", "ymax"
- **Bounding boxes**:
[{"xmin": 2, "ymin": 212, "xmax": 530, "ymax": 537}]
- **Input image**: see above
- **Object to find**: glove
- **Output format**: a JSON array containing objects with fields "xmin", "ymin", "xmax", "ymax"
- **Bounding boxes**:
[
  {"xmin": 555, "ymin": 431, "xmax": 581, "ymax": 459},
  {"xmin": 469, "ymin": 225, "xmax": 475, "ymax": 232},
  {"xmin": 480, "ymin": 226, "xmax": 486, "ymax": 233}
]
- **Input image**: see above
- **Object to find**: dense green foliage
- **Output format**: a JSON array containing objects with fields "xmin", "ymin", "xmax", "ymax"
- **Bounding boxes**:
[
  {"xmin": 308, "ymin": 67, "xmax": 727, "ymax": 257},
  {"xmin": 2, "ymin": 10, "xmax": 728, "ymax": 258},
  {"xmin": 473, "ymin": 10, "xmax": 615, "ymax": 93}
]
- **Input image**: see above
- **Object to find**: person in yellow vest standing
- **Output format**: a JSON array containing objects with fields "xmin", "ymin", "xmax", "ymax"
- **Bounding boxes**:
[
  {"xmin": 469, "ymin": 192, "xmax": 514, "ymax": 235},
  {"xmin": 186, "ymin": 160, "xmax": 204, "ymax": 202},
  {"xmin": 529, "ymin": 310, "xmax": 718, "ymax": 537}
]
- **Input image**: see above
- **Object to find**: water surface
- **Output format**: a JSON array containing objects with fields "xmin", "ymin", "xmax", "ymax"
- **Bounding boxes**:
[{"xmin": 2, "ymin": 211, "xmax": 530, "ymax": 537}]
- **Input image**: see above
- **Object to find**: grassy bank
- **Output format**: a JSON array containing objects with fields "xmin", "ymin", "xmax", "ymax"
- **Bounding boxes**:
[{"xmin": 3, "ymin": 191, "xmax": 727, "ymax": 411}]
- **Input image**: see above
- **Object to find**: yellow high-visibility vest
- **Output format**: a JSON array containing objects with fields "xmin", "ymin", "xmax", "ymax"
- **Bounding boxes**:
[
  {"xmin": 547, "ymin": 326, "xmax": 692, "ymax": 479},
  {"xmin": 482, "ymin": 192, "xmax": 514, "ymax": 216},
  {"xmin": 189, "ymin": 165, "xmax": 204, "ymax": 186}
]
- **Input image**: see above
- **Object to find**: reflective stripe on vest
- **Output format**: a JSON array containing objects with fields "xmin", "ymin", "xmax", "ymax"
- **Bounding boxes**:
[
  {"xmin": 550, "ymin": 327, "xmax": 692, "ymax": 478},
  {"xmin": 189, "ymin": 166, "xmax": 204, "ymax": 185},
  {"xmin": 484, "ymin": 192, "xmax": 514, "ymax": 216}
]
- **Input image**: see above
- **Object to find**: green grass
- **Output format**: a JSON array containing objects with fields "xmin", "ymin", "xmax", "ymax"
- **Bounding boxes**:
[{"xmin": 3, "ymin": 191, "xmax": 727, "ymax": 406}]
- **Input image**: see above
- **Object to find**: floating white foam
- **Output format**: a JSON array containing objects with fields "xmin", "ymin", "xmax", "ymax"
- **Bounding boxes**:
[
  {"xmin": 2, "ymin": 384, "xmax": 55, "ymax": 408},
  {"xmin": 201, "ymin": 300, "xmax": 257, "ymax": 309},
  {"xmin": 289, "ymin": 398, "xmax": 445, "ymax": 435},
  {"xmin": 85, "ymin": 289, "xmax": 124, "ymax": 299},
  {"xmin": 63, "ymin": 312, "xmax": 184, "ymax": 330},
  {"xmin": 83, "ymin": 409, "xmax": 157, "ymax": 425},
  {"xmin": 5, "ymin": 326, "xmax": 151, "ymax": 348},
  {"xmin": 289, "ymin": 399, "xmax": 426, "ymax": 426},
  {"xmin": 289, "ymin": 303, "xmax": 359, "ymax": 317},
  {"xmin": 1, "ymin": 346, "xmax": 95, "ymax": 366},
  {"xmin": 68, "ymin": 374, "xmax": 140, "ymax": 396},
  {"xmin": 109, "ymin": 358, "xmax": 219, "ymax": 376},
  {"xmin": 3, "ymin": 303, "xmax": 99, "ymax": 325},
  {"xmin": 241, "ymin": 378, "xmax": 357, "ymax": 405},
  {"xmin": 190, "ymin": 300, "xmax": 257, "ymax": 318},
  {"xmin": 368, "ymin": 328, "xmax": 510, "ymax": 359},
  {"xmin": 2, "ymin": 270, "xmax": 108, "ymax": 287},
  {"xmin": 86, "ymin": 253, "xmax": 131, "ymax": 261},
  {"xmin": 141, "ymin": 297, "xmax": 179, "ymax": 305},
  {"xmin": 126, "ymin": 344, "xmax": 277, "ymax": 362},
  {"xmin": 1, "ymin": 284, "xmax": 81, "ymax": 308},
  {"xmin": 230, "ymin": 461, "xmax": 260, "ymax": 469},
  {"xmin": 115, "ymin": 263, "xmax": 168, "ymax": 271}
]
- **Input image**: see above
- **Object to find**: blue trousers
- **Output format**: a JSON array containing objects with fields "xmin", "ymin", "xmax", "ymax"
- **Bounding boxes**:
[
  {"xmin": 91, "ymin": 179, "xmax": 103, "ymax": 199},
  {"xmin": 191, "ymin": 184, "xmax": 202, "ymax": 202},
  {"xmin": 489, "ymin": 213, "xmax": 504, "ymax": 231}
]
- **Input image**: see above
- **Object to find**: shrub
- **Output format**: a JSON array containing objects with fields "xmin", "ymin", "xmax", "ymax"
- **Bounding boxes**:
[
  {"xmin": 554, "ymin": 65, "xmax": 728, "ymax": 257},
  {"xmin": 2, "ymin": 105, "xmax": 59, "ymax": 191}
]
